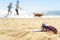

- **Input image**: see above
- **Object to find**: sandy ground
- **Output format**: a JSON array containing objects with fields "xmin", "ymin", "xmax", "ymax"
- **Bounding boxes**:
[{"xmin": 0, "ymin": 18, "xmax": 60, "ymax": 40}]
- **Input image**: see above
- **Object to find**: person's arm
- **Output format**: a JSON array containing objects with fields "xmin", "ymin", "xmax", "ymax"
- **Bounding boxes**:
[
  {"xmin": 8, "ymin": 5, "xmax": 9, "ymax": 8},
  {"xmin": 19, "ymin": 7, "xmax": 23, "ymax": 10}
]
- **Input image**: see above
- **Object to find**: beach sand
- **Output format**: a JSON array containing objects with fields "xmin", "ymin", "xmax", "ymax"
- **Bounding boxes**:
[{"xmin": 0, "ymin": 18, "xmax": 60, "ymax": 40}]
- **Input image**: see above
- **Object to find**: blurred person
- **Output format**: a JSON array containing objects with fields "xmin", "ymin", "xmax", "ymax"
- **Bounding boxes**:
[
  {"xmin": 15, "ymin": 0, "xmax": 23, "ymax": 15},
  {"xmin": 6, "ymin": 3, "xmax": 12, "ymax": 17}
]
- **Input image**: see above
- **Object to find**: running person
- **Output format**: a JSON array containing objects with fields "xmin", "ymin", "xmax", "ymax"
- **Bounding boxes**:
[
  {"xmin": 15, "ymin": 1, "xmax": 19, "ymax": 15},
  {"xmin": 15, "ymin": 1, "xmax": 23, "ymax": 15},
  {"xmin": 6, "ymin": 3, "xmax": 12, "ymax": 17}
]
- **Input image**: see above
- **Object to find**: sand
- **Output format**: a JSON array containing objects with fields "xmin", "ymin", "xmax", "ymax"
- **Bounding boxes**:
[{"xmin": 0, "ymin": 18, "xmax": 60, "ymax": 40}]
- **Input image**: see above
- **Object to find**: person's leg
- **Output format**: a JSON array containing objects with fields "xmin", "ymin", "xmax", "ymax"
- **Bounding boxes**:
[
  {"xmin": 5, "ymin": 10, "xmax": 10, "ymax": 17},
  {"xmin": 9, "ymin": 11, "xmax": 12, "ymax": 16},
  {"xmin": 17, "ymin": 9, "xmax": 19, "ymax": 15},
  {"xmin": 16, "ymin": 9, "xmax": 19, "ymax": 15}
]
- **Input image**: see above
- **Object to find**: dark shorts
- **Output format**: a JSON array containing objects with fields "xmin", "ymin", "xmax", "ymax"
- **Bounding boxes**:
[
  {"xmin": 8, "ymin": 9, "xmax": 10, "ymax": 12},
  {"xmin": 15, "ymin": 9, "xmax": 19, "ymax": 15}
]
